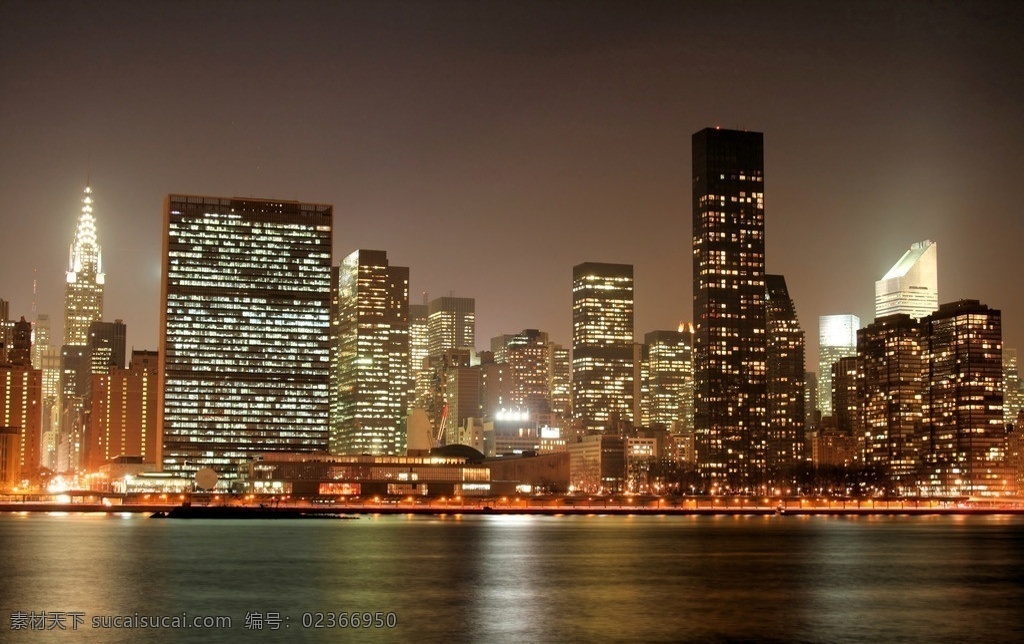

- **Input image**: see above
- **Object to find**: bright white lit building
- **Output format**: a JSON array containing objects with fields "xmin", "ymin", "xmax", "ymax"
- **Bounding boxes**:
[
  {"xmin": 875, "ymin": 240, "xmax": 937, "ymax": 320},
  {"xmin": 817, "ymin": 314, "xmax": 860, "ymax": 416}
]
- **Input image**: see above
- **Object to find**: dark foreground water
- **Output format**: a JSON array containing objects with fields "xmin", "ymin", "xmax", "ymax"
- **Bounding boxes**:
[{"xmin": 1, "ymin": 513, "xmax": 1022, "ymax": 643}]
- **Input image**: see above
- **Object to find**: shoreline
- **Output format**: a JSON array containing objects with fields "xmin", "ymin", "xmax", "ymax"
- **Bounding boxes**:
[{"xmin": 3, "ymin": 502, "xmax": 1024, "ymax": 517}]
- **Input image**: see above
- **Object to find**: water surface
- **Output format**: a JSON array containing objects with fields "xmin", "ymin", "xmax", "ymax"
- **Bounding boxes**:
[{"xmin": 2, "ymin": 513, "xmax": 1022, "ymax": 642}]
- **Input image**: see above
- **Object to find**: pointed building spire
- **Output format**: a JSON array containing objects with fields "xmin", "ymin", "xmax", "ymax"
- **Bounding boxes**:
[{"xmin": 64, "ymin": 184, "xmax": 105, "ymax": 345}]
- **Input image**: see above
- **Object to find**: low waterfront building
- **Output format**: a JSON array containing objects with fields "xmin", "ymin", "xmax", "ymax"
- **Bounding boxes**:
[
  {"xmin": 244, "ymin": 452, "xmax": 492, "ymax": 497},
  {"xmin": 567, "ymin": 434, "xmax": 625, "ymax": 494}
]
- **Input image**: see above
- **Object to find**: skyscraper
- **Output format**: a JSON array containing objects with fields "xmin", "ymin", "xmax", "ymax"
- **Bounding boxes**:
[
  {"xmin": 572, "ymin": 262, "xmax": 634, "ymax": 432},
  {"xmin": 1003, "ymin": 348, "xmax": 1023, "ymax": 426},
  {"xmin": 330, "ymin": 249, "xmax": 410, "ymax": 456},
  {"xmin": 33, "ymin": 314, "xmax": 61, "ymax": 471},
  {"xmin": 87, "ymin": 319, "xmax": 127, "ymax": 375},
  {"xmin": 1, "ymin": 316, "xmax": 42, "ymax": 479},
  {"xmin": 160, "ymin": 195, "xmax": 332, "ymax": 481},
  {"xmin": 921, "ymin": 301, "xmax": 1009, "ymax": 496},
  {"xmin": 86, "ymin": 350, "xmax": 158, "ymax": 472},
  {"xmin": 818, "ymin": 314, "xmax": 860, "ymax": 417},
  {"xmin": 875, "ymin": 240, "xmax": 938, "ymax": 320},
  {"xmin": 642, "ymin": 328, "xmax": 694, "ymax": 431},
  {"xmin": 409, "ymin": 303, "xmax": 429, "ymax": 376},
  {"xmin": 692, "ymin": 127, "xmax": 767, "ymax": 490},
  {"xmin": 0, "ymin": 299, "xmax": 10, "ymax": 362},
  {"xmin": 857, "ymin": 314, "xmax": 923, "ymax": 492},
  {"xmin": 427, "ymin": 297, "xmax": 475, "ymax": 356},
  {"xmin": 492, "ymin": 329, "xmax": 552, "ymax": 416},
  {"xmin": 765, "ymin": 275, "xmax": 805, "ymax": 474},
  {"xmin": 64, "ymin": 186, "xmax": 105, "ymax": 346},
  {"xmin": 547, "ymin": 343, "xmax": 571, "ymax": 419}
]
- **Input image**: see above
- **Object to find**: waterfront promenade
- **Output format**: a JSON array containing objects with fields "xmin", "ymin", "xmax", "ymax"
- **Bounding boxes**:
[{"xmin": 3, "ymin": 496, "xmax": 1024, "ymax": 517}]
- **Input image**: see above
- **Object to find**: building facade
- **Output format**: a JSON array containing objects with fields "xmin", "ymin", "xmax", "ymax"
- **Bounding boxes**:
[
  {"xmin": 765, "ymin": 274, "xmax": 805, "ymax": 474},
  {"xmin": 1, "ymin": 327, "xmax": 42, "ymax": 480},
  {"xmin": 86, "ymin": 350, "xmax": 158, "ymax": 472},
  {"xmin": 64, "ymin": 186, "xmax": 105, "ymax": 346},
  {"xmin": 875, "ymin": 240, "xmax": 938, "ymax": 320},
  {"xmin": 920, "ymin": 301, "xmax": 1009, "ymax": 496},
  {"xmin": 160, "ymin": 195, "xmax": 332, "ymax": 481},
  {"xmin": 642, "ymin": 328, "xmax": 694, "ymax": 431},
  {"xmin": 492, "ymin": 329, "xmax": 552, "ymax": 416},
  {"xmin": 571, "ymin": 262, "xmax": 634, "ymax": 432},
  {"xmin": 692, "ymin": 127, "xmax": 767, "ymax": 490},
  {"xmin": 1003, "ymin": 348, "xmax": 1023, "ymax": 426},
  {"xmin": 330, "ymin": 250, "xmax": 410, "ymax": 456},
  {"xmin": 857, "ymin": 314, "xmax": 924, "ymax": 492},
  {"xmin": 818, "ymin": 314, "xmax": 860, "ymax": 417},
  {"xmin": 427, "ymin": 297, "xmax": 475, "ymax": 356}
]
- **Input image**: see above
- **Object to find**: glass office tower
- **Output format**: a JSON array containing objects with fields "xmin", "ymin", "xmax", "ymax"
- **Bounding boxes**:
[{"xmin": 159, "ymin": 195, "xmax": 332, "ymax": 481}]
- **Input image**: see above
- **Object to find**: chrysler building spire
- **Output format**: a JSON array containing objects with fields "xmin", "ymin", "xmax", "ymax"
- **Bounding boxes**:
[{"xmin": 63, "ymin": 184, "xmax": 105, "ymax": 345}]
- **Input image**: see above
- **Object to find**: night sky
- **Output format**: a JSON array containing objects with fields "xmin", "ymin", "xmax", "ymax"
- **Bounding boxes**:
[{"xmin": 2, "ymin": 1, "xmax": 1022, "ymax": 368}]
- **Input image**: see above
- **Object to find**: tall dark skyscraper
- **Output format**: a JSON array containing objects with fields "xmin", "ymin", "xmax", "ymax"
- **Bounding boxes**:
[
  {"xmin": 692, "ymin": 128, "xmax": 767, "ymax": 491},
  {"xmin": 857, "ymin": 314, "xmax": 923, "ymax": 493},
  {"xmin": 87, "ymin": 319, "xmax": 126, "ymax": 375},
  {"xmin": 765, "ymin": 274, "xmax": 805, "ymax": 475},
  {"xmin": 572, "ymin": 262, "xmax": 634, "ymax": 432},
  {"xmin": 159, "ymin": 195, "xmax": 332, "ymax": 481}
]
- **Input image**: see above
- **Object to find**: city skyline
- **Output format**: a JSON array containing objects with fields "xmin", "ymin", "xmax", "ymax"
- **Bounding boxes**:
[{"xmin": 1, "ymin": 2, "xmax": 1023, "ymax": 367}]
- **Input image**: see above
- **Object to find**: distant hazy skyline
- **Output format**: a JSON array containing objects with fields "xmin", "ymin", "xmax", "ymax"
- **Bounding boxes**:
[{"xmin": 2, "ymin": 1, "xmax": 1022, "ymax": 367}]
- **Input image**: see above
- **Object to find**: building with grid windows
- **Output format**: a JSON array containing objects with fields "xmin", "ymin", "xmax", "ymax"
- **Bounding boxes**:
[
  {"xmin": 691, "ymin": 128, "xmax": 767, "ymax": 490},
  {"xmin": 857, "ymin": 314, "xmax": 923, "ymax": 492},
  {"xmin": 330, "ymin": 249, "xmax": 410, "ymax": 456},
  {"xmin": 427, "ymin": 297, "xmax": 475, "ymax": 356},
  {"xmin": 818, "ymin": 314, "xmax": 859, "ymax": 417},
  {"xmin": 159, "ymin": 195, "xmax": 332, "ymax": 481},
  {"xmin": 765, "ymin": 274, "xmax": 805, "ymax": 472},
  {"xmin": 920, "ymin": 300, "xmax": 1010, "ymax": 496},
  {"xmin": 641, "ymin": 328, "xmax": 693, "ymax": 431},
  {"xmin": 572, "ymin": 262, "xmax": 634, "ymax": 432}
]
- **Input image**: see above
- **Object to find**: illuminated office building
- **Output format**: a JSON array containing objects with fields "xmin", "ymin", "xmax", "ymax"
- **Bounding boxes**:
[
  {"xmin": 547, "ymin": 343, "xmax": 571, "ymax": 419},
  {"xmin": 642, "ymin": 328, "xmax": 694, "ymax": 431},
  {"xmin": 857, "ymin": 314, "xmax": 923, "ymax": 492},
  {"xmin": 33, "ymin": 315, "xmax": 61, "ymax": 470},
  {"xmin": 1, "ymin": 317, "xmax": 42, "ymax": 479},
  {"xmin": 330, "ymin": 249, "xmax": 410, "ymax": 456},
  {"xmin": 86, "ymin": 350, "xmax": 158, "ymax": 472},
  {"xmin": 832, "ymin": 356, "xmax": 859, "ymax": 437},
  {"xmin": 875, "ymin": 240, "xmax": 937, "ymax": 320},
  {"xmin": 64, "ymin": 186, "xmax": 105, "ymax": 346},
  {"xmin": 818, "ymin": 314, "xmax": 859, "ymax": 416},
  {"xmin": 921, "ymin": 301, "xmax": 1009, "ymax": 496},
  {"xmin": 0, "ymin": 299, "xmax": 10, "ymax": 362},
  {"xmin": 160, "ymin": 195, "xmax": 332, "ymax": 481},
  {"xmin": 572, "ymin": 262, "xmax": 634, "ymax": 432},
  {"xmin": 58, "ymin": 346, "xmax": 88, "ymax": 472},
  {"xmin": 427, "ymin": 297, "xmax": 475, "ymax": 356},
  {"xmin": 409, "ymin": 303, "xmax": 429, "ymax": 376},
  {"xmin": 492, "ymin": 329, "xmax": 551, "ymax": 416},
  {"xmin": 765, "ymin": 275, "xmax": 805, "ymax": 472},
  {"xmin": 87, "ymin": 319, "xmax": 126, "ymax": 375},
  {"xmin": 692, "ymin": 128, "xmax": 767, "ymax": 490},
  {"xmin": 1003, "ymin": 348, "xmax": 1023, "ymax": 426},
  {"xmin": 803, "ymin": 372, "xmax": 818, "ymax": 432}
]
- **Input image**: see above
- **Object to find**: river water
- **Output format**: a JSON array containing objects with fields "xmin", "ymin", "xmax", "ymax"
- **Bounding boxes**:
[{"xmin": 1, "ymin": 513, "xmax": 1022, "ymax": 642}]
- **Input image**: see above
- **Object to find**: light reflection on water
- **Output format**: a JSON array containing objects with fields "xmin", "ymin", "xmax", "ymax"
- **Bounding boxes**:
[{"xmin": 1, "ymin": 514, "xmax": 1022, "ymax": 643}]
